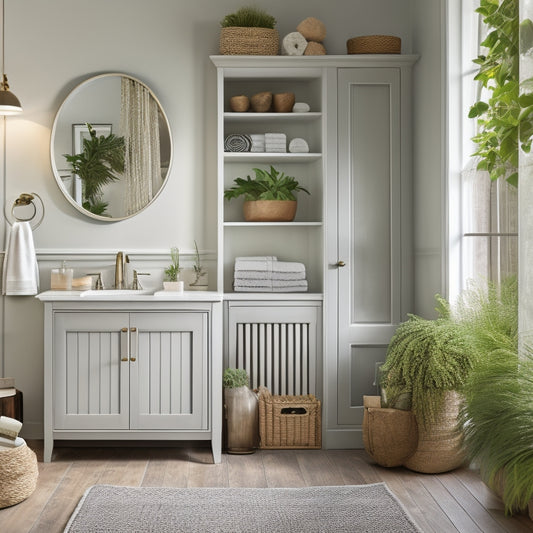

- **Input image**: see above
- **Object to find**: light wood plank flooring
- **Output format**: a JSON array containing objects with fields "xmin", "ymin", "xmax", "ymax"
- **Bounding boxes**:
[{"xmin": 1, "ymin": 442, "xmax": 532, "ymax": 533}]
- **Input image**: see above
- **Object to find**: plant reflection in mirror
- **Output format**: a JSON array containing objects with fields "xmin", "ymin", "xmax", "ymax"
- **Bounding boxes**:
[{"xmin": 64, "ymin": 123, "xmax": 125, "ymax": 216}]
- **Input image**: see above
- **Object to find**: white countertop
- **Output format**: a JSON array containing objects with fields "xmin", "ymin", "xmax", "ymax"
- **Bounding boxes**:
[{"xmin": 36, "ymin": 290, "xmax": 224, "ymax": 302}]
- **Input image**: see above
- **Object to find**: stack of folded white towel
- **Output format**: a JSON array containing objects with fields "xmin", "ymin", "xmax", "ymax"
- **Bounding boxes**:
[
  {"xmin": 265, "ymin": 133, "xmax": 287, "ymax": 153},
  {"xmin": 250, "ymin": 134, "xmax": 266, "ymax": 152},
  {"xmin": 233, "ymin": 256, "xmax": 308, "ymax": 292}
]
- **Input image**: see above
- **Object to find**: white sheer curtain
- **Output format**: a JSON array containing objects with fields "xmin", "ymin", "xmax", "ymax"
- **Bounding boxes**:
[{"xmin": 120, "ymin": 78, "xmax": 162, "ymax": 216}]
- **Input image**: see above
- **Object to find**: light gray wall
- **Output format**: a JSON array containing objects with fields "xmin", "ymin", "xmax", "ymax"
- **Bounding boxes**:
[{"xmin": 1, "ymin": 0, "xmax": 444, "ymax": 438}]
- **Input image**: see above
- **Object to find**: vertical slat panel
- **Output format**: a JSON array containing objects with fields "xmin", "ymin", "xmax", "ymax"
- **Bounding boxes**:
[
  {"xmin": 77, "ymin": 332, "xmax": 89, "ymax": 414},
  {"xmin": 170, "ymin": 332, "xmax": 181, "ymax": 414},
  {"xmin": 88, "ymin": 333, "xmax": 100, "ymax": 414},
  {"xmin": 302, "ymin": 324, "xmax": 309, "ymax": 395},
  {"xmin": 110, "ymin": 331, "xmax": 120, "ymax": 415},
  {"xmin": 181, "ymin": 332, "xmax": 192, "ymax": 414},
  {"xmin": 160, "ymin": 332, "xmax": 171, "ymax": 414},
  {"xmin": 294, "ymin": 324, "xmax": 301, "ymax": 395},
  {"xmin": 100, "ymin": 332, "xmax": 111, "ymax": 414},
  {"xmin": 272, "ymin": 324, "xmax": 280, "ymax": 395},
  {"xmin": 265, "ymin": 323, "xmax": 272, "ymax": 392},
  {"xmin": 149, "ymin": 332, "xmax": 161, "ymax": 415},
  {"xmin": 66, "ymin": 332, "xmax": 78, "ymax": 414}
]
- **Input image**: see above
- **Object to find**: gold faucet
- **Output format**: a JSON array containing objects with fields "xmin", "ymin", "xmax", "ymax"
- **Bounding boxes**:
[{"xmin": 115, "ymin": 251, "xmax": 124, "ymax": 289}]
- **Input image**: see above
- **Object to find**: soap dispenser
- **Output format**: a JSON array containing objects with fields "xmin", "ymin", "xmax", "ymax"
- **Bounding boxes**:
[{"xmin": 51, "ymin": 261, "xmax": 73, "ymax": 290}]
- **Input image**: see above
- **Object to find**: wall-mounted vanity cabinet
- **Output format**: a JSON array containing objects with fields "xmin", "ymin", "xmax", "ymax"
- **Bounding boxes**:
[{"xmin": 36, "ymin": 292, "xmax": 222, "ymax": 463}]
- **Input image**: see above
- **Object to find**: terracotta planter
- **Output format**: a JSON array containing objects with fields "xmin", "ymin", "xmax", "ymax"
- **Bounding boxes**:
[{"xmin": 243, "ymin": 200, "xmax": 297, "ymax": 222}]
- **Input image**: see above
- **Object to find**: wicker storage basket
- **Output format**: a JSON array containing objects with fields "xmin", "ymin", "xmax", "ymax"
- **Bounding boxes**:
[
  {"xmin": 258, "ymin": 387, "xmax": 321, "ymax": 449},
  {"xmin": 0, "ymin": 441, "xmax": 38, "ymax": 508},
  {"xmin": 362, "ymin": 396, "xmax": 418, "ymax": 468},
  {"xmin": 347, "ymin": 35, "xmax": 401, "ymax": 54},
  {"xmin": 220, "ymin": 27, "xmax": 279, "ymax": 55},
  {"xmin": 403, "ymin": 391, "xmax": 465, "ymax": 474}
]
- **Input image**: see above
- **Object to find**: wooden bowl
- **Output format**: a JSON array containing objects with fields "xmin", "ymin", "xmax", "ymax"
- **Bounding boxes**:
[
  {"xmin": 230, "ymin": 95, "xmax": 250, "ymax": 112},
  {"xmin": 250, "ymin": 92, "xmax": 273, "ymax": 113},
  {"xmin": 273, "ymin": 92, "xmax": 295, "ymax": 113}
]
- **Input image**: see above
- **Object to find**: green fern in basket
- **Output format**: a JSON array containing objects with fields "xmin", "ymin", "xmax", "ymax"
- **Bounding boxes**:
[{"xmin": 220, "ymin": 6, "xmax": 276, "ymax": 28}]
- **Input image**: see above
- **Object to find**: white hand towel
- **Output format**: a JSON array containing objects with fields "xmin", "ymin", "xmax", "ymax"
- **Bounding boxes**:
[
  {"xmin": 234, "ymin": 259, "xmax": 306, "ymax": 273},
  {"xmin": 234, "ymin": 270, "xmax": 306, "ymax": 281},
  {"xmin": 250, "ymin": 134, "xmax": 266, "ymax": 153},
  {"xmin": 235, "ymin": 256, "xmax": 278, "ymax": 262},
  {"xmin": 2, "ymin": 221, "xmax": 39, "ymax": 295}
]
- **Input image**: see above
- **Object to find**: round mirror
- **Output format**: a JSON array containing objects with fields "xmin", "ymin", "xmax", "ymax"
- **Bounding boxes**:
[{"xmin": 51, "ymin": 73, "xmax": 172, "ymax": 221}]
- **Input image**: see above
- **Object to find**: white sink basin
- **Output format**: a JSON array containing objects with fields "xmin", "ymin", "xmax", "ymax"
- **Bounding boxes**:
[{"xmin": 80, "ymin": 289, "xmax": 154, "ymax": 298}]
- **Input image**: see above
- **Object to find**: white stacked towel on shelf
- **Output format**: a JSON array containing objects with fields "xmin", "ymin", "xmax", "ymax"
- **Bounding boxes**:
[
  {"xmin": 2, "ymin": 221, "xmax": 40, "ymax": 296},
  {"xmin": 233, "ymin": 256, "xmax": 308, "ymax": 292},
  {"xmin": 265, "ymin": 133, "xmax": 287, "ymax": 153}
]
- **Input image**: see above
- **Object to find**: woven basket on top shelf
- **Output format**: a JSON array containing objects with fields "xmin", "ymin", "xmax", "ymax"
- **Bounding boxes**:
[
  {"xmin": 220, "ymin": 27, "xmax": 279, "ymax": 55},
  {"xmin": 0, "ymin": 441, "xmax": 39, "ymax": 508},
  {"xmin": 347, "ymin": 35, "xmax": 401, "ymax": 55}
]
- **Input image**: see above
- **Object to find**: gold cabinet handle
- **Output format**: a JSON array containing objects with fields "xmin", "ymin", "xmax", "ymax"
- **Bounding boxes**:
[
  {"xmin": 337, "ymin": 261, "xmax": 346, "ymax": 267},
  {"xmin": 120, "ymin": 327, "xmax": 129, "ymax": 361},
  {"xmin": 130, "ymin": 327, "xmax": 138, "ymax": 362}
]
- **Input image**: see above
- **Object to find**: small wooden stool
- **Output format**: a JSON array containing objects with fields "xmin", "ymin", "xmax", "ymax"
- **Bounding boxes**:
[{"xmin": 0, "ymin": 390, "xmax": 23, "ymax": 422}]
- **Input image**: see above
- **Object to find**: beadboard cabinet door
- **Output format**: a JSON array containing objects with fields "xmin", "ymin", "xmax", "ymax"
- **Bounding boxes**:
[{"xmin": 53, "ymin": 312, "xmax": 130, "ymax": 430}]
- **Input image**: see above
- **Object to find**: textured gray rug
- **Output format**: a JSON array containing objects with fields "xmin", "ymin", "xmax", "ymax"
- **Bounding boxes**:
[{"xmin": 64, "ymin": 482, "xmax": 421, "ymax": 533}]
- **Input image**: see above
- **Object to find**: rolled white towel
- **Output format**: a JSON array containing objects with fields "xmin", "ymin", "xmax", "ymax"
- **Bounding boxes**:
[
  {"xmin": 293, "ymin": 102, "xmax": 311, "ymax": 113},
  {"xmin": 0, "ymin": 436, "xmax": 25, "ymax": 449},
  {"xmin": 249, "ymin": 134, "xmax": 265, "ymax": 153},
  {"xmin": 282, "ymin": 31, "xmax": 308, "ymax": 56},
  {"xmin": 0, "ymin": 415, "xmax": 22, "ymax": 440},
  {"xmin": 289, "ymin": 138, "xmax": 310, "ymax": 153}
]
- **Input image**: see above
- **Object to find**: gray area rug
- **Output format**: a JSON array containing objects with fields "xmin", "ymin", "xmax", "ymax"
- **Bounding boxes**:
[{"xmin": 64, "ymin": 482, "xmax": 421, "ymax": 533}]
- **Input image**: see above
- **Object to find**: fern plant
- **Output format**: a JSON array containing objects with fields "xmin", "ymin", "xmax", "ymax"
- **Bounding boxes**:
[
  {"xmin": 220, "ymin": 6, "xmax": 276, "ymax": 29},
  {"xmin": 380, "ymin": 303, "xmax": 475, "ymax": 429},
  {"xmin": 64, "ymin": 123, "xmax": 125, "ymax": 215},
  {"xmin": 224, "ymin": 166, "xmax": 309, "ymax": 202}
]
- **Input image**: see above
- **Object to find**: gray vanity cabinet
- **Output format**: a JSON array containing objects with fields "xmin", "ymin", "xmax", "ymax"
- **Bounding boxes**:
[
  {"xmin": 38, "ymin": 293, "xmax": 222, "ymax": 463},
  {"xmin": 53, "ymin": 311, "xmax": 207, "ymax": 432}
]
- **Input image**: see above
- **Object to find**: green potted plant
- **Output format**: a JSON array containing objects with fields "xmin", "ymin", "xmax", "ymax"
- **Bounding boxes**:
[
  {"xmin": 64, "ymin": 123, "xmax": 125, "ymax": 216},
  {"xmin": 163, "ymin": 247, "xmax": 182, "ymax": 291},
  {"xmin": 189, "ymin": 240, "xmax": 208, "ymax": 291},
  {"xmin": 223, "ymin": 368, "xmax": 258, "ymax": 454},
  {"xmin": 224, "ymin": 165, "xmax": 310, "ymax": 222},
  {"xmin": 219, "ymin": 6, "xmax": 279, "ymax": 56},
  {"xmin": 379, "ymin": 298, "xmax": 475, "ymax": 473}
]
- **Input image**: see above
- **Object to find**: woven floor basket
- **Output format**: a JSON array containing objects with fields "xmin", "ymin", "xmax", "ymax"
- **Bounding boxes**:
[
  {"xmin": 0, "ymin": 442, "xmax": 39, "ymax": 508},
  {"xmin": 362, "ymin": 396, "xmax": 418, "ymax": 468},
  {"xmin": 258, "ymin": 387, "xmax": 321, "ymax": 449},
  {"xmin": 403, "ymin": 391, "xmax": 465, "ymax": 474},
  {"xmin": 220, "ymin": 27, "xmax": 279, "ymax": 55},
  {"xmin": 347, "ymin": 35, "xmax": 401, "ymax": 54}
]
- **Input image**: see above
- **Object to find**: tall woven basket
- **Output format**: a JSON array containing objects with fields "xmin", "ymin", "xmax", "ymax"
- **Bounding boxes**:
[
  {"xmin": 403, "ymin": 391, "xmax": 465, "ymax": 474},
  {"xmin": 0, "ymin": 442, "xmax": 39, "ymax": 508},
  {"xmin": 220, "ymin": 27, "xmax": 279, "ymax": 55}
]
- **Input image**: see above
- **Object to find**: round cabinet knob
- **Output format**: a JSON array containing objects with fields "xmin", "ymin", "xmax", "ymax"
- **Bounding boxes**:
[{"xmin": 337, "ymin": 261, "xmax": 346, "ymax": 268}]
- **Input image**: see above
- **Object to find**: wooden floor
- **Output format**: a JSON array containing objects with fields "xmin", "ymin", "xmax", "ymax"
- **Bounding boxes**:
[{"xmin": 1, "ymin": 442, "xmax": 532, "ymax": 533}]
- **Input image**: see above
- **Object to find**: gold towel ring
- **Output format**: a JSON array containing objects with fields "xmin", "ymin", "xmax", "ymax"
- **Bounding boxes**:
[{"xmin": 6, "ymin": 192, "xmax": 45, "ymax": 229}]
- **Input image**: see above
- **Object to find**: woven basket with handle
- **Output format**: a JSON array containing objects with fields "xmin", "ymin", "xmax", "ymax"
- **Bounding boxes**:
[{"xmin": 220, "ymin": 27, "xmax": 279, "ymax": 55}]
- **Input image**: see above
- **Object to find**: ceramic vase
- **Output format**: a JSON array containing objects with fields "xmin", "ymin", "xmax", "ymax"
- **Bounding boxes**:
[{"xmin": 224, "ymin": 386, "xmax": 259, "ymax": 454}]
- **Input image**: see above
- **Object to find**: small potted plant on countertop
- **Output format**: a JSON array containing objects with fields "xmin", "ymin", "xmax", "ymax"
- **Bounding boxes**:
[
  {"xmin": 224, "ymin": 165, "xmax": 309, "ymax": 222},
  {"xmin": 163, "ymin": 247, "xmax": 183, "ymax": 291},
  {"xmin": 223, "ymin": 368, "xmax": 258, "ymax": 454},
  {"xmin": 189, "ymin": 240, "xmax": 208, "ymax": 291},
  {"xmin": 219, "ymin": 6, "xmax": 279, "ymax": 56}
]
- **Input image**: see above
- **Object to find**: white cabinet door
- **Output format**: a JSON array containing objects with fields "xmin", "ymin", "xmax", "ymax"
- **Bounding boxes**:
[
  {"xmin": 53, "ymin": 312, "xmax": 130, "ymax": 430},
  {"xmin": 129, "ymin": 312, "xmax": 208, "ymax": 430},
  {"xmin": 335, "ymin": 68, "xmax": 411, "ymax": 434}
]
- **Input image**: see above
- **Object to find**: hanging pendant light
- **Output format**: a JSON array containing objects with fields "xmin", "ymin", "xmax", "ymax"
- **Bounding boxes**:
[
  {"xmin": 0, "ymin": 74, "xmax": 21, "ymax": 115},
  {"xmin": 0, "ymin": 0, "xmax": 21, "ymax": 115}
]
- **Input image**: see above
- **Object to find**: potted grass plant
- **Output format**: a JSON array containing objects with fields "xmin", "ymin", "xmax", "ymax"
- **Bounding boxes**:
[
  {"xmin": 219, "ymin": 6, "xmax": 279, "ymax": 55},
  {"xmin": 223, "ymin": 368, "xmax": 258, "ymax": 454},
  {"xmin": 163, "ymin": 247, "xmax": 182, "ymax": 291},
  {"xmin": 224, "ymin": 165, "xmax": 310, "ymax": 222},
  {"xmin": 189, "ymin": 240, "xmax": 208, "ymax": 291}
]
